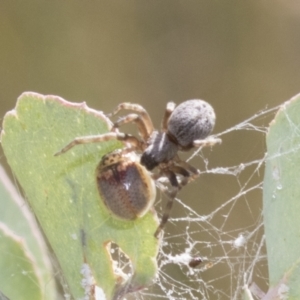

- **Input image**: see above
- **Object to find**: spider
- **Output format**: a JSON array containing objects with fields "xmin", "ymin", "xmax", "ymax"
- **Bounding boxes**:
[{"xmin": 55, "ymin": 99, "xmax": 221, "ymax": 238}]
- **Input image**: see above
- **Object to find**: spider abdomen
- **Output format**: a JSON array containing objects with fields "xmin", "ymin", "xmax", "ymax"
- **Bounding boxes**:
[
  {"xmin": 168, "ymin": 99, "xmax": 216, "ymax": 149},
  {"xmin": 96, "ymin": 151, "xmax": 156, "ymax": 219}
]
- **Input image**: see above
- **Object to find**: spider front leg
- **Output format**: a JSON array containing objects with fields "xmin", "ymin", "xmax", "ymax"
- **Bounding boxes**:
[
  {"xmin": 54, "ymin": 132, "xmax": 141, "ymax": 156},
  {"xmin": 109, "ymin": 103, "xmax": 155, "ymax": 139},
  {"xmin": 161, "ymin": 102, "xmax": 176, "ymax": 131},
  {"xmin": 112, "ymin": 113, "xmax": 150, "ymax": 141}
]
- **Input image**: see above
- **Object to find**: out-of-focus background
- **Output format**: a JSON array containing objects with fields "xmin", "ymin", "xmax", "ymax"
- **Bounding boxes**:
[
  {"xmin": 2, "ymin": 1, "xmax": 300, "ymax": 120},
  {"xmin": 1, "ymin": 1, "xmax": 300, "ymax": 299}
]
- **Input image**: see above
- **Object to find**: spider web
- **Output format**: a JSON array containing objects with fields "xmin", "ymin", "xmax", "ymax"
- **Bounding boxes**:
[
  {"xmin": 1, "ymin": 101, "xmax": 282, "ymax": 300},
  {"xmin": 123, "ymin": 104, "xmax": 280, "ymax": 300}
]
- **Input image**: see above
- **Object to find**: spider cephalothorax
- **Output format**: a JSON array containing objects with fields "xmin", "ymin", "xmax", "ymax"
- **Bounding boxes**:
[{"xmin": 55, "ymin": 99, "xmax": 220, "ymax": 238}]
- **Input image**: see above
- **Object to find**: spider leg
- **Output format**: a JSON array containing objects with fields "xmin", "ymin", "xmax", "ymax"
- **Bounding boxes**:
[
  {"xmin": 173, "ymin": 155, "xmax": 200, "ymax": 180},
  {"xmin": 168, "ymin": 165, "xmax": 190, "ymax": 187},
  {"xmin": 161, "ymin": 102, "xmax": 176, "ymax": 131},
  {"xmin": 193, "ymin": 136, "xmax": 222, "ymax": 148},
  {"xmin": 54, "ymin": 132, "xmax": 141, "ymax": 156},
  {"xmin": 109, "ymin": 103, "xmax": 154, "ymax": 138},
  {"xmin": 154, "ymin": 169, "xmax": 179, "ymax": 238},
  {"xmin": 112, "ymin": 113, "xmax": 150, "ymax": 141},
  {"xmin": 153, "ymin": 160, "xmax": 201, "ymax": 238}
]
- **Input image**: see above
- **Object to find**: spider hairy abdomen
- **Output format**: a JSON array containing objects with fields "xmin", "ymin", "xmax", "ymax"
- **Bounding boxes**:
[{"xmin": 168, "ymin": 99, "xmax": 216, "ymax": 149}]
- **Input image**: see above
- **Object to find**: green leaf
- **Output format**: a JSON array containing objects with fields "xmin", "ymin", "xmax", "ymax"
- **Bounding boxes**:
[
  {"xmin": 1, "ymin": 92, "xmax": 159, "ymax": 299},
  {"xmin": 0, "ymin": 223, "xmax": 43, "ymax": 300},
  {"xmin": 0, "ymin": 165, "xmax": 57, "ymax": 299},
  {"xmin": 263, "ymin": 93, "xmax": 300, "ymax": 298}
]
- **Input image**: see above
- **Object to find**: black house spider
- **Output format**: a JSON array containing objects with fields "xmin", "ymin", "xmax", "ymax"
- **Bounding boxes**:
[{"xmin": 55, "ymin": 99, "xmax": 221, "ymax": 238}]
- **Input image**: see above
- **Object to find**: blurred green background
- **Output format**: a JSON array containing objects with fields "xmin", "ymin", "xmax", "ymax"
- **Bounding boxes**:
[{"xmin": 1, "ymin": 1, "xmax": 300, "ymax": 299}]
